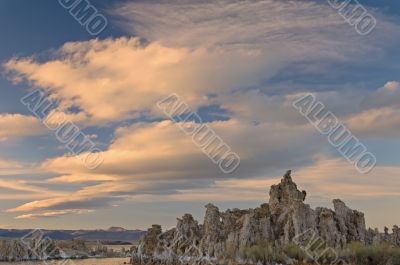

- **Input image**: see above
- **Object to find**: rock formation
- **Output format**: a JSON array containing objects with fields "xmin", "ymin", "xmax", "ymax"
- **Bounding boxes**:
[{"xmin": 131, "ymin": 170, "xmax": 399, "ymax": 264}]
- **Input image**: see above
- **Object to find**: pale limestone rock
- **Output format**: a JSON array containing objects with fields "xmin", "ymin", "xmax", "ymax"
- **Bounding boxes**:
[
  {"xmin": 269, "ymin": 170, "xmax": 316, "ymax": 246},
  {"xmin": 201, "ymin": 203, "xmax": 224, "ymax": 258},
  {"xmin": 392, "ymin": 225, "xmax": 400, "ymax": 246},
  {"xmin": 333, "ymin": 199, "xmax": 366, "ymax": 244},
  {"xmin": 315, "ymin": 207, "xmax": 345, "ymax": 249},
  {"xmin": 138, "ymin": 224, "xmax": 163, "ymax": 257}
]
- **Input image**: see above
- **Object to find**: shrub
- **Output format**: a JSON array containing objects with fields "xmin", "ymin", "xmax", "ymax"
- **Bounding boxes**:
[
  {"xmin": 241, "ymin": 240, "xmax": 287, "ymax": 265},
  {"xmin": 344, "ymin": 242, "xmax": 400, "ymax": 265},
  {"xmin": 283, "ymin": 243, "xmax": 307, "ymax": 261}
]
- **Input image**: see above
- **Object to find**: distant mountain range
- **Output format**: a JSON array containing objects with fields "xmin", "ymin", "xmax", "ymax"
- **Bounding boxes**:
[{"xmin": 0, "ymin": 227, "xmax": 144, "ymax": 242}]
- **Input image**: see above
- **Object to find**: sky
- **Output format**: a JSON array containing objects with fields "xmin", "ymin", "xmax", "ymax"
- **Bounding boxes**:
[{"xmin": 0, "ymin": 0, "xmax": 399, "ymax": 231}]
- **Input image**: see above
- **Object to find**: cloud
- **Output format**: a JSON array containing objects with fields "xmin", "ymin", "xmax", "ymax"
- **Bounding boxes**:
[
  {"xmin": 5, "ymin": 38, "xmax": 275, "ymax": 124},
  {"xmin": 155, "ymin": 157, "xmax": 400, "ymax": 204},
  {"xmin": 0, "ymin": 179, "xmax": 46, "ymax": 194},
  {"xmin": 159, "ymin": 177, "xmax": 281, "ymax": 202},
  {"xmin": 346, "ymin": 107, "xmax": 400, "ymax": 138},
  {"xmin": 0, "ymin": 158, "xmax": 34, "ymax": 176},
  {"xmin": 5, "ymin": 1, "xmax": 398, "ymax": 125},
  {"xmin": 0, "ymin": 157, "xmax": 65, "ymax": 200},
  {"xmin": 343, "ymin": 81, "xmax": 400, "ymax": 138},
  {"xmin": 0, "ymin": 173, "xmax": 65, "ymax": 201},
  {"xmin": 0, "ymin": 114, "xmax": 46, "ymax": 141},
  {"xmin": 113, "ymin": 0, "xmax": 393, "ymax": 52},
  {"xmin": 47, "ymin": 174, "xmax": 117, "ymax": 183},
  {"xmin": 40, "ymin": 118, "xmax": 318, "ymax": 180},
  {"xmin": 15, "ymin": 209, "xmax": 94, "ymax": 219},
  {"xmin": 0, "ymin": 158, "xmax": 22, "ymax": 169},
  {"xmin": 383, "ymin": 81, "xmax": 400, "ymax": 92},
  {"xmin": 360, "ymin": 81, "xmax": 400, "ymax": 110},
  {"xmin": 7, "ymin": 191, "xmax": 116, "ymax": 213}
]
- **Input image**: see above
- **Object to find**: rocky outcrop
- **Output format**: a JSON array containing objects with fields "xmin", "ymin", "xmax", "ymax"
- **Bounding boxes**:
[
  {"xmin": 137, "ymin": 225, "xmax": 162, "ymax": 257},
  {"xmin": 132, "ymin": 170, "xmax": 399, "ymax": 265},
  {"xmin": 365, "ymin": 225, "xmax": 400, "ymax": 248},
  {"xmin": 333, "ymin": 198, "xmax": 366, "ymax": 244},
  {"xmin": 268, "ymin": 171, "xmax": 315, "ymax": 247}
]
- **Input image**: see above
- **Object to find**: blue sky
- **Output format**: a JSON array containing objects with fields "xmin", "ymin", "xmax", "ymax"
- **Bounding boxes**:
[{"xmin": 0, "ymin": 0, "xmax": 399, "ymax": 230}]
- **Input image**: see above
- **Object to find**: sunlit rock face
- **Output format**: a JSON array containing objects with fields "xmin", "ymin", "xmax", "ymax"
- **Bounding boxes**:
[{"xmin": 132, "ymin": 170, "xmax": 397, "ymax": 265}]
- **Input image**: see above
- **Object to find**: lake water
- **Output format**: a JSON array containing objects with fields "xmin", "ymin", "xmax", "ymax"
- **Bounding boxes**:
[{"xmin": 0, "ymin": 258, "xmax": 130, "ymax": 265}]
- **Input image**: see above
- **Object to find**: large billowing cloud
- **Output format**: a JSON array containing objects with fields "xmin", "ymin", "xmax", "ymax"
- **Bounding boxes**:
[
  {"xmin": 4, "ymin": 1, "xmax": 397, "ymax": 125},
  {"xmin": 4, "ymin": 38, "xmax": 282, "ymax": 124}
]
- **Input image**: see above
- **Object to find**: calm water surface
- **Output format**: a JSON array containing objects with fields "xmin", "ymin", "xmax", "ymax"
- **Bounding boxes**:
[{"xmin": 0, "ymin": 258, "xmax": 130, "ymax": 265}]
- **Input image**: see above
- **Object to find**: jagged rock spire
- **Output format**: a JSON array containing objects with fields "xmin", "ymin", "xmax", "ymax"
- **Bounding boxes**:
[
  {"xmin": 269, "ymin": 170, "xmax": 306, "ymax": 211},
  {"xmin": 283, "ymin": 169, "xmax": 292, "ymax": 182}
]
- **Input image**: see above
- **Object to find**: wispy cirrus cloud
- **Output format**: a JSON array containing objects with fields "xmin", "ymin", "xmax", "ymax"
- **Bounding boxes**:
[
  {"xmin": 15, "ymin": 209, "xmax": 94, "ymax": 219},
  {"xmin": 113, "ymin": 0, "xmax": 394, "ymax": 51}
]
